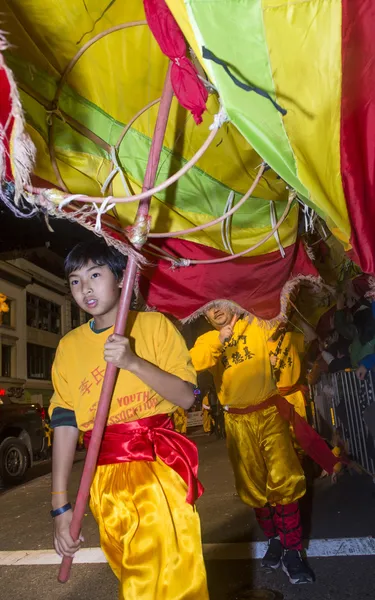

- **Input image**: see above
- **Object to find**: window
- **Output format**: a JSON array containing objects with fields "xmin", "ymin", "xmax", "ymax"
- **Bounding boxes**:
[
  {"xmin": 71, "ymin": 303, "xmax": 80, "ymax": 330},
  {"xmin": 27, "ymin": 344, "xmax": 55, "ymax": 380},
  {"xmin": 0, "ymin": 297, "xmax": 14, "ymax": 328},
  {"xmin": 27, "ymin": 294, "xmax": 61, "ymax": 334},
  {"xmin": 1, "ymin": 344, "xmax": 12, "ymax": 377}
]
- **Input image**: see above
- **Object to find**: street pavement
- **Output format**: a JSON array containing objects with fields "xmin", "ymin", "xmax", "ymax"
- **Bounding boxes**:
[{"xmin": 1, "ymin": 435, "xmax": 375, "ymax": 599}]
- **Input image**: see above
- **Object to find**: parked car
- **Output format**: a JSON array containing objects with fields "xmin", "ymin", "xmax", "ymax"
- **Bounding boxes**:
[{"xmin": 0, "ymin": 396, "xmax": 46, "ymax": 484}]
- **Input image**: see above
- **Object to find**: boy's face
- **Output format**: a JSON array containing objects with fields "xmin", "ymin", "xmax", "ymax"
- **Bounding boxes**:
[
  {"xmin": 205, "ymin": 305, "xmax": 233, "ymax": 330},
  {"xmin": 68, "ymin": 260, "xmax": 121, "ymax": 319}
]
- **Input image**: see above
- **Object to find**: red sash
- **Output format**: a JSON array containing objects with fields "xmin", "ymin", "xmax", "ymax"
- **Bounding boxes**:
[{"xmin": 84, "ymin": 414, "xmax": 204, "ymax": 505}]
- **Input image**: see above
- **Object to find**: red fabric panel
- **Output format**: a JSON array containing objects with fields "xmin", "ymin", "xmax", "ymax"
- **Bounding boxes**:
[
  {"xmin": 274, "ymin": 396, "xmax": 343, "ymax": 475},
  {"xmin": 139, "ymin": 238, "xmax": 319, "ymax": 321},
  {"xmin": 143, "ymin": 0, "xmax": 208, "ymax": 123},
  {"xmin": 0, "ymin": 62, "xmax": 14, "ymax": 180},
  {"xmin": 341, "ymin": 1, "xmax": 375, "ymax": 274}
]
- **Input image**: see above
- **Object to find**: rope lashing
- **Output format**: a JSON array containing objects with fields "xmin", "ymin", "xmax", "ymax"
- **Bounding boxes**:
[
  {"xmin": 209, "ymin": 106, "xmax": 229, "ymax": 131},
  {"xmin": 101, "ymin": 146, "xmax": 132, "ymax": 197},
  {"xmin": 126, "ymin": 214, "xmax": 152, "ymax": 246},
  {"xmin": 93, "ymin": 196, "xmax": 116, "ymax": 232},
  {"xmin": 45, "ymin": 108, "xmax": 66, "ymax": 126}
]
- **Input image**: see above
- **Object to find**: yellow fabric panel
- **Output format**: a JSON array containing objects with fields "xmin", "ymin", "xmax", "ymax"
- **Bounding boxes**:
[
  {"xmin": 1, "ymin": 1, "xmax": 164, "ymax": 126},
  {"xmin": 49, "ymin": 312, "xmax": 196, "ymax": 430},
  {"xmin": 262, "ymin": 0, "xmax": 351, "ymax": 244},
  {"xmin": 0, "ymin": 2, "xmax": 59, "ymax": 76},
  {"xmin": 165, "ymin": 0, "xmax": 203, "ymax": 62},
  {"xmin": 191, "ymin": 318, "xmax": 278, "ymax": 407},
  {"xmin": 329, "ymin": 226, "xmax": 352, "ymax": 251},
  {"xmin": 225, "ymin": 405, "xmax": 305, "ymax": 507},
  {"xmin": 90, "ymin": 458, "xmax": 208, "ymax": 599}
]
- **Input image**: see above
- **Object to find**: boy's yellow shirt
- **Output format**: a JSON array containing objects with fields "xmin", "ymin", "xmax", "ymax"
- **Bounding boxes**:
[
  {"xmin": 49, "ymin": 311, "xmax": 196, "ymax": 431},
  {"xmin": 190, "ymin": 318, "xmax": 277, "ymax": 408}
]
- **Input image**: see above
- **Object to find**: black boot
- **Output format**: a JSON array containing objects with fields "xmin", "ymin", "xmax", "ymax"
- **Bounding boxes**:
[
  {"xmin": 261, "ymin": 537, "xmax": 283, "ymax": 570},
  {"xmin": 282, "ymin": 549, "xmax": 314, "ymax": 584}
]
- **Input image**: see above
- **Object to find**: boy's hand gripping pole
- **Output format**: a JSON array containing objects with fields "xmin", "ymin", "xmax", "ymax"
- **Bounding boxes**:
[{"xmin": 58, "ymin": 64, "xmax": 173, "ymax": 583}]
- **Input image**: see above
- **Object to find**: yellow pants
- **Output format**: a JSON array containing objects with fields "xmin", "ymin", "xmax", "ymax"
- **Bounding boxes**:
[
  {"xmin": 90, "ymin": 457, "xmax": 209, "ymax": 600},
  {"xmin": 202, "ymin": 408, "xmax": 213, "ymax": 433},
  {"xmin": 225, "ymin": 404, "xmax": 306, "ymax": 508},
  {"xmin": 173, "ymin": 407, "xmax": 187, "ymax": 434}
]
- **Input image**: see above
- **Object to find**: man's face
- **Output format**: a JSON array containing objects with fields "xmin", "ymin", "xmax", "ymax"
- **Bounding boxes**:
[
  {"xmin": 68, "ymin": 260, "xmax": 121, "ymax": 318},
  {"xmin": 205, "ymin": 305, "xmax": 233, "ymax": 330}
]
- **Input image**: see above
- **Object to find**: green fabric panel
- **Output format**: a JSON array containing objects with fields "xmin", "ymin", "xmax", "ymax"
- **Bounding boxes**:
[
  {"xmin": 185, "ymin": 0, "xmax": 309, "ymax": 199},
  {"xmin": 15, "ymin": 58, "xmax": 291, "ymax": 229}
]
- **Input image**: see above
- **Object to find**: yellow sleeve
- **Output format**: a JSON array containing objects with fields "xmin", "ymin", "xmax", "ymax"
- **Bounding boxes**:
[
  {"xmin": 190, "ymin": 331, "xmax": 223, "ymax": 372},
  {"xmin": 48, "ymin": 341, "xmax": 74, "ymax": 419},
  {"xmin": 293, "ymin": 332, "xmax": 306, "ymax": 356},
  {"xmin": 156, "ymin": 315, "xmax": 197, "ymax": 385}
]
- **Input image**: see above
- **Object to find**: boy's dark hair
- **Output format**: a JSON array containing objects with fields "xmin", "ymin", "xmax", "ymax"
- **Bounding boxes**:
[{"xmin": 64, "ymin": 240, "xmax": 128, "ymax": 281}]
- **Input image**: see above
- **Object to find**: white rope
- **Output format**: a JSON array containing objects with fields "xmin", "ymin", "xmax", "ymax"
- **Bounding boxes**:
[
  {"xmin": 101, "ymin": 146, "xmax": 132, "ymax": 197},
  {"xmin": 58, "ymin": 194, "xmax": 86, "ymax": 211},
  {"xmin": 270, "ymin": 200, "xmax": 286, "ymax": 258},
  {"xmin": 221, "ymin": 190, "xmax": 235, "ymax": 254},
  {"xmin": 171, "ymin": 258, "xmax": 191, "ymax": 269},
  {"xmin": 93, "ymin": 196, "xmax": 116, "ymax": 232},
  {"xmin": 297, "ymin": 199, "xmax": 315, "ymax": 233},
  {"xmin": 177, "ymin": 258, "xmax": 191, "ymax": 267},
  {"xmin": 209, "ymin": 106, "xmax": 230, "ymax": 131}
]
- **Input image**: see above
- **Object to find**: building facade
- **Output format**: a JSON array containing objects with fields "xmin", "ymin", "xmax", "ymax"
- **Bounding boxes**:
[{"xmin": 0, "ymin": 257, "xmax": 87, "ymax": 408}]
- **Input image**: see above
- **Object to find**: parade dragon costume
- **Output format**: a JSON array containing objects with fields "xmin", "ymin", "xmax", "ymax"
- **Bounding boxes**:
[{"xmin": 1, "ymin": 0, "xmax": 374, "ymax": 592}]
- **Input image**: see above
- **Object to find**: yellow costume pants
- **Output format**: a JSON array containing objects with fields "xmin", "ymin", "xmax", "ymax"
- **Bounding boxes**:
[
  {"xmin": 225, "ymin": 404, "xmax": 306, "ymax": 508},
  {"xmin": 202, "ymin": 408, "xmax": 213, "ymax": 433},
  {"xmin": 90, "ymin": 457, "xmax": 209, "ymax": 600},
  {"xmin": 173, "ymin": 407, "xmax": 187, "ymax": 434}
]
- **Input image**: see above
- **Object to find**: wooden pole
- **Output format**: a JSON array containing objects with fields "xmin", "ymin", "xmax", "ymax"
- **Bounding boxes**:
[{"xmin": 58, "ymin": 63, "xmax": 173, "ymax": 583}]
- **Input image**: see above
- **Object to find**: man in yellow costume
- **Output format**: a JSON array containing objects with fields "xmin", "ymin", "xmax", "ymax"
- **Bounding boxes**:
[
  {"xmin": 191, "ymin": 303, "xmax": 343, "ymax": 585},
  {"xmin": 173, "ymin": 405, "xmax": 188, "ymax": 434},
  {"xmin": 49, "ymin": 241, "xmax": 209, "ymax": 600},
  {"xmin": 202, "ymin": 391, "xmax": 214, "ymax": 434}
]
